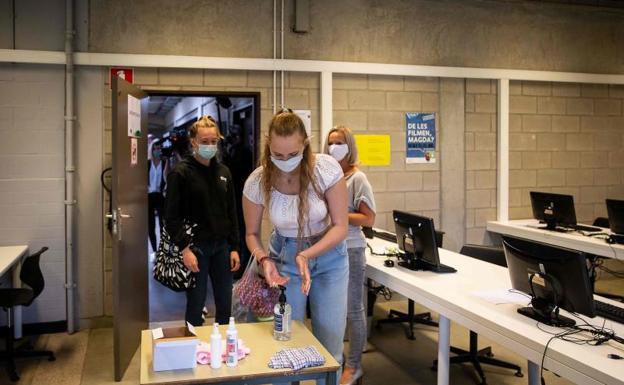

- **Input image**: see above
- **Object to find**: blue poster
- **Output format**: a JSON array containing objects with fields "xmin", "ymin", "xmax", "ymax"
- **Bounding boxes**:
[{"xmin": 405, "ymin": 112, "xmax": 436, "ymax": 163}]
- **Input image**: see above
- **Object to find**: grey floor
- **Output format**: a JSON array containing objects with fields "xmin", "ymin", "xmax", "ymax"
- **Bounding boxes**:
[{"xmin": 4, "ymin": 261, "xmax": 623, "ymax": 385}]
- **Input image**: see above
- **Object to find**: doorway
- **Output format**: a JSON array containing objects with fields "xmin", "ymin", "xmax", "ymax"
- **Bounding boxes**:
[{"xmin": 145, "ymin": 92, "xmax": 260, "ymax": 325}]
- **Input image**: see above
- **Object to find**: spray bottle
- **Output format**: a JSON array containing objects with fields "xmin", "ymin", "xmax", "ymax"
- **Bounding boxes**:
[
  {"xmin": 210, "ymin": 322, "xmax": 222, "ymax": 369},
  {"xmin": 225, "ymin": 317, "xmax": 238, "ymax": 367}
]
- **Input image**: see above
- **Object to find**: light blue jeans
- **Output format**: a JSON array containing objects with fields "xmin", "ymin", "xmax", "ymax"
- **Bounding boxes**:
[
  {"xmin": 269, "ymin": 230, "xmax": 348, "ymax": 383},
  {"xmin": 345, "ymin": 247, "xmax": 367, "ymax": 370}
]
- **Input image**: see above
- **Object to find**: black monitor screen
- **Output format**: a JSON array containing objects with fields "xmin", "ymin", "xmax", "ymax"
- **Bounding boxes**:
[
  {"xmin": 502, "ymin": 236, "xmax": 594, "ymax": 326},
  {"xmin": 606, "ymin": 199, "xmax": 624, "ymax": 235},
  {"xmin": 392, "ymin": 210, "xmax": 454, "ymax": 273},
  {"xmin": 530, "ymin": 191, "xmax": 577, "ymax": 229}
]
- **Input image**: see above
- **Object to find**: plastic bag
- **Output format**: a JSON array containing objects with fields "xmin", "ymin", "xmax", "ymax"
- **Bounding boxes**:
[{"xmin": 233, "ymin": 255, "xmax": 280, "ymax": 318}]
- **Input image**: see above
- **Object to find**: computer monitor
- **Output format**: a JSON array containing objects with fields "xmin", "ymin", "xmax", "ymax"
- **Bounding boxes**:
[
  {"xmin": 392, "ymin": 210, "xmax": 456, "ymax": 273},
  {"xmin": 502, "ymin": 236, "xmax": 595, "ymax": 327},
  {"xmin": 530, "ymin": 191, "xmax": 577, "ymax": 230},
  {"xmin": 606, "ymin": 199, "xmax": 624, "ymax": 235}
]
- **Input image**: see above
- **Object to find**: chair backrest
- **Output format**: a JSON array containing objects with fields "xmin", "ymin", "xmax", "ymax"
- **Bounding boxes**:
[
  {"xmin": 460, "ymin": 244, "xmax": 506, "ymax": 268},
  {"xmin": 593, "ymin": 217, "xmax": 610, "ymax": 228},
  {"xmin": 435, "ymin": 231, "xmax": 444, "ymax": 248},
  {"xmin": 19, "ymin": 247, "xmax": 48, "ymax": 306}
]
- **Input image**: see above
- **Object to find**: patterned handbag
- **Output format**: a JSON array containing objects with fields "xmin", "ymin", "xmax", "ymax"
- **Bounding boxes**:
[{"xmin": 153, "ymin": 222, "xmax": 197, "ymax": 292}]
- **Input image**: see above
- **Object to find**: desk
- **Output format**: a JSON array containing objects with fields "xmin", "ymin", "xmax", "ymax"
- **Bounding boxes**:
[
  {"xmin": 140, "ymin": 321, "xmax": 340, "ymax": 385},
  {"xmin": 366, "ymin": 237, "xmax": 624, "ymax": 385},
  {"xmin": 0, "ymin": 245, "xmax": 28, "ymax": 339},
  {"xmin": 487, "ymin": 219, "xmax": 624, "ymax": 260}
]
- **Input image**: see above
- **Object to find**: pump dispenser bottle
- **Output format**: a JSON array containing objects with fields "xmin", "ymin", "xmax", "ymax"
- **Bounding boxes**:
[{"xmin": 273, "ymin": 285, "xmax": 292, "ymax": 341}]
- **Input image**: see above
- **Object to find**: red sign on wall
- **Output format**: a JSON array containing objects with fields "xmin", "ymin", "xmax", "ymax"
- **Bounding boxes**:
[{"xmin": 109, "ymin": 67, "xmax": 134, "ymax": 89}]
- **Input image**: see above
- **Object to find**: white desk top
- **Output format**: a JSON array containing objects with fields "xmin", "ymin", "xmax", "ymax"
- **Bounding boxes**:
[
  {"xmin": 487, "ymin": 219, "xmax": 624, "ymax": 260},
  {"xmin": 0, "ymin": 245, "xmax": 28, "ymax": 277},
  {"xmin": 366, "ymin": 237, "xmax": 624, "ymax": 385}
]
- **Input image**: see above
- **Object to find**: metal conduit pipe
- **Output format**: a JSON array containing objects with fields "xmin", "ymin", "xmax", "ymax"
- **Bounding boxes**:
[
  {"xmin": 273, "ymin": 0, "xmax": 277, "ymax": 114},
  {"xmin": 64, "ymin": 0, "xmax": 76, "ymax": 334},
  {"xmin": 280, "ymin": 0, "xmax": 284, "ymax": 109}
]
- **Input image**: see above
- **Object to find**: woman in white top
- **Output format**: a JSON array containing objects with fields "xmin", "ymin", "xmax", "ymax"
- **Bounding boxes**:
[
  {"xmin": 324, "ymin": 126, "xmax": 376, "ymax": 385},
  {"xmin": 242, "ymin": 110, "xmax": 349, "ymax": 380}
]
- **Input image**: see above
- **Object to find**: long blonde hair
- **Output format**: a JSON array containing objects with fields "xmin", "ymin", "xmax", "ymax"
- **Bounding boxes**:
[{"xmin": 261, "ymin": 111, "xmax": 323, "ymax": 248}]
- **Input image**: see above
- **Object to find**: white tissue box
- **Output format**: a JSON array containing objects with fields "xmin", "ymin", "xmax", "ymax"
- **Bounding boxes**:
[{"xmin": 151, "ymin": 324, "xmax": 199, "ymax": 372}]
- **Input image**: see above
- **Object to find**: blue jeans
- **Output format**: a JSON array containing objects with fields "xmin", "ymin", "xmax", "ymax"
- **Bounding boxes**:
[
  {"xmin": 346, "ymin": 247, "xmax": 366, "ymax": 369},
  {"xmin": 185, "ymin": 239, "xmax": 232, "ymax": 326},
  {"xmin": 269, "ymin": 231, "xmax": 348, "ymax": 379}
]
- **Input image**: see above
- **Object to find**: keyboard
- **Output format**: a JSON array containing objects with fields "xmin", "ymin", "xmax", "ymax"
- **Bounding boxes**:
[
  {"xmin": 594, "ymin": 300, "xmax": 624, "ymax": 324},
  {"xmin": 373, "ymin": 229, "xmax": 397, "ymax": 243},
  {"xmin": 573, "ymin": 224, "xmax": 602, "ymax": 232}
]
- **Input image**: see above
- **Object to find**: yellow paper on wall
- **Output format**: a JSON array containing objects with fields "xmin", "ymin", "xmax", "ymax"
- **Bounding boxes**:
[{"xmin": 354, "ymin": 135, "xmax": 391, "ymax": 166}]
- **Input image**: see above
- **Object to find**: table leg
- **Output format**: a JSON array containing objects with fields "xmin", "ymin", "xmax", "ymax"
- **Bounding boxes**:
[
  {"xmin": 437, "ymin": 315, "xmax": 450, "ymax": 385},
  {"xmin": 11, "ymin": 260, "xmax": 22, "ymax": 339},
  {"xmin": 325, "ymin": 369, "xmax": 337, "ymax": 385},
  {"xmin": 528, "ymin": 361, "xmax": 540, "ymax": 385}
]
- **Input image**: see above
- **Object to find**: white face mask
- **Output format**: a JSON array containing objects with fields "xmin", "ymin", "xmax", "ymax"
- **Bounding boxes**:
[
  {"xmin": 271, "ymin": 153, "xmax": 303, "ymax": 173},
  {"xmin": 328, "ymin": 144, "xmax": 349, "ymax": 161}
]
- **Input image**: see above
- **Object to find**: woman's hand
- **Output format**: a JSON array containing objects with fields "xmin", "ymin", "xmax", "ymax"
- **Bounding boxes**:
[
  {"xmin": 230, "ymin": 251, "xmax": 241, "ymax": 272},
  {"xmin": 261, "ymin": 258, "xmax": 289, "ymax": 287},
  {"xmin": 182, "ymin": 246, "xmax": 199, "ymax": 272},
  {"xmin": 295, "ymin": 253, "xmax": 311, "ymax": 295}
]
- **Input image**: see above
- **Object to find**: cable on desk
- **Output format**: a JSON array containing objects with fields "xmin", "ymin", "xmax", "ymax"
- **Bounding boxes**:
[
  {"xmin": 366, "ymin": 243, "xmax": 401, "ymax": 258},
  {"xmin": 535, "ymin": 312, "xmax": 621, "ymax": 385}
]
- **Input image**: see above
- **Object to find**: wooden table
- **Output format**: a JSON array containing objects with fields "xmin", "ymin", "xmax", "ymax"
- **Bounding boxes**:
[
  {"xmin": 140, "ymin": 321, "xmax": 340, "ymax": 385},
  {"xmin": 0, "ymin": 245, "xmax": 29, "ymax": 339}
]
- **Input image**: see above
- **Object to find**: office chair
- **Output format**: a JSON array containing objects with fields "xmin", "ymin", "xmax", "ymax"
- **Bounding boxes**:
[
  {"xmin": 593, "ymin": 217, "xmax": 609, "ymax": 228},
  {"xmin": 0, "ymin": 247, "xmax": 55, "ymax": 382},
  {"xmin": 432, "ymin": 244, "xmax": 522, "ymax": 385},
  {"xmin": 376, "ymin": 231, "xmax": 444, "ymax": 340}
]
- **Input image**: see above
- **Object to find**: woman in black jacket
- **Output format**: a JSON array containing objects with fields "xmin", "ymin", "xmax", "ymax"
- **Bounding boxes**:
[{"xmin": 164, "ymin": 115, "xmax": 241, "ymax": 326}]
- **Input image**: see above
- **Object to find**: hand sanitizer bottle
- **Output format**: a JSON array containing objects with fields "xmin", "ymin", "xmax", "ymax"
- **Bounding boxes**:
[
  {"xmin": 225, "ymin": 317, "xmax": 238, "ymax": 367},
  {"xmin": 273, "ymin": 285, "xmax": 292, "ymax": 341},
  {"xmin": 210, "ymin": 323, "xmax": 222, "ymax": 369}
]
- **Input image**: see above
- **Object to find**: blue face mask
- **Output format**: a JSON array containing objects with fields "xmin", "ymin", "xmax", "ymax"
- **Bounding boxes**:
[
  {"xmin": 197, "ymin": 144, "xmax": 218, "ymax": 160},
  {"xmin": 271, "ymin": 153, "xmax": 303, "ymax": 173}
]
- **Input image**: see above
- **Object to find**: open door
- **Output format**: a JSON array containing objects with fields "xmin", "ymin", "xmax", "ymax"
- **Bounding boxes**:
[{"xmin": 111, "ymin": 77, "xmax": 149, "ymax": 381}]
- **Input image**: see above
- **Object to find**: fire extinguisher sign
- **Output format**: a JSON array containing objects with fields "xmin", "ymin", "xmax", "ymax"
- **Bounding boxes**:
[
  {"xmin": 405, "ymin": 112, "xmax": 436, "ymax": 164},
  {"xmin": 109, "ymin": 68, "xmax": 134, "ymax": 89}
]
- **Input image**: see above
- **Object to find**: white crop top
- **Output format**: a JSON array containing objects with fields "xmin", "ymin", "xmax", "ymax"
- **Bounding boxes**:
[{"xmin": 243, "ymin": 153, "xmax": 343, "ymax": 237}]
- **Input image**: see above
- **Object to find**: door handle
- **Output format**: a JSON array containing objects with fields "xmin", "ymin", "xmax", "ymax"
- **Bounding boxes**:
[{"xmin": 116, "ymin": 208, "xmax": 132, "ymax": 241}]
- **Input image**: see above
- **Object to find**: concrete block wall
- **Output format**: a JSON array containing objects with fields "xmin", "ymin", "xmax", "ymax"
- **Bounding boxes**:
[
  {"xmin": 465, "ymin": 79, "xmax": 498, "ymax": 245},
  {"xmin": 0, "ymin": 63, "xmax": 66, "ymax": 324},
  {"xmin": 101, "ymin": 68, "xmax": 320, "ymax": 315},
  {"xmin": 508, "ymin": 81, "xmax": 624, "ymax": 223},
  {"xmin": 333, "ymin": 74, "xmax": 441, "ymax": 232}
]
